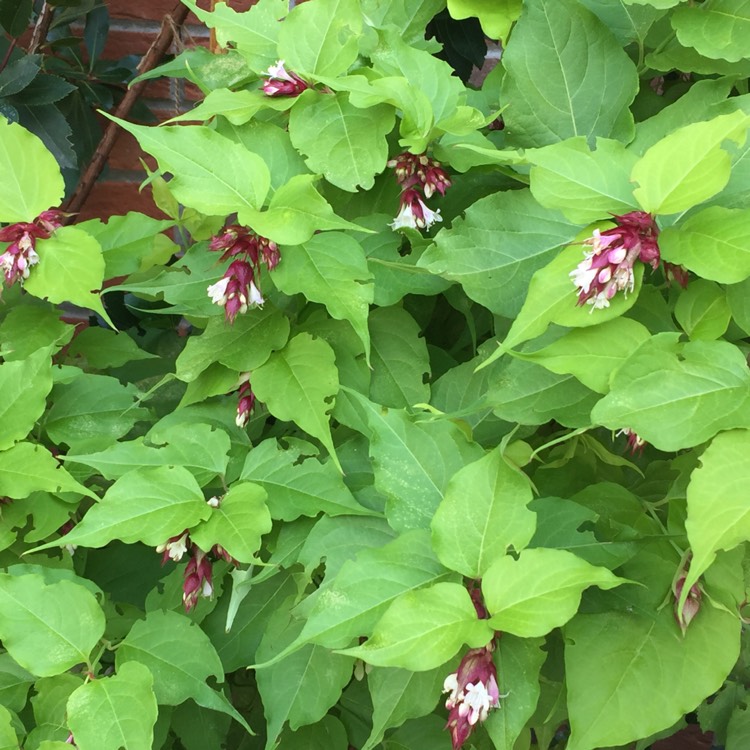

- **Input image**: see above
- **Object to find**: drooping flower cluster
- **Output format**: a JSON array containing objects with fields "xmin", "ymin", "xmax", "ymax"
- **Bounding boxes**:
[
  {"xmin": 235, "ymin": 375, "xmax": 257, "ymax": 428},
  {"xmin": 673, "ymin": 560, "xmax": 702, "ymax": 635},
  {"xmin": 388, "ymin": 152, "xmax": 451, "ymax": 232},
  {"xmin": 155, "ymin": 497, "xmax": 237, "ymax": 612},
  {"xmin": 0, "ymin": 208, "xmax": 64, "ymax": 289},
  {"xmin": 570, "ymin": 211, "xmax": 661, "ymax": 310},
  {"xmin": 206, "ymin": 225, "xmax": 279, "ymax": 324},
  {"xmin": 617, "ymin": 427, "xmax": 647, "ymax": 455},
  {"xmin": 262, "ymin": 60, "xmax": 309, "ymax": 97},
  {"xmin": 443, "ymin": 644, "xmax": 502, "ymax": 749}
]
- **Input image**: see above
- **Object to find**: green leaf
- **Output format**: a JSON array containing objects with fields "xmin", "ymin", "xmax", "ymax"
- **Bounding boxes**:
[
  {"xmin": 727, "ymin": 704, "xmax": 750, "ymax": 749},
  {"xmin": 289, "ymin": 91, "xmax": 394, "ymax": 192},
  {"xmin": 499, "ymin": 0, "xmax": 637, "ymax": 147},
  {"xmin": 674, "ymin": 279, "xmax": 731, "ymax": 341},
  {"xmin": 278, "ymin": 530, "xmax": 448, "ymax": 655},
  {"xmin": 362, "ymin": 0, "xmax": 446, "ymax": 42},
  {"xmin": 0, "ymin": 118, "xmax": 64, "ymax": 222},
  {"xmin": 0, "ymin": 55, "xmax": 40, "ymax": 98},
  {"xmin": 485, "ymin": 636, "xmax": 547, "ymax": 750},
  {"xmin": 672, "ymin": 0, "xmax": 750, "ymax": 64},
  {"xmin": 81, "ymin": 212, "xmax": 176, "ymax": 279},
  {"xmin": 0, "ymin": 347, "xmax": 52, "ymax": 450},
  {"xmin": 579, "ymin": 0, "xmax": 665, "ymax": 47},
  {"xmin": 280, "ymin": 715, "xmax": 349, "ymax": 750},
  {"xmin": 354, "ymin": 397, "xmax": 483, "ymax": 532},
  {"xmin": 591, "ymin": 334, "xmax": 750, "ymax": 450},
  {"xmin": 482, "ymin": 549, "xmax": 624, "ymax": 637},
  {"xmin": 0, "ymin": 653, "xmax": 34, "ymax": 713},
  {"xmin": 202, "ymin": 570, "xmax": 299, "ymax": 671},
  {"xmin": 239, "ymin": 438, "xmax": 375, "ymax": 520},
  {"xmin": 565, "ymin": 603, "xmax": 740, "ymax": 750},
  {"xmin": 67, "ymin": 662, "xmax": 158, "ymax": 750},
  {"xmin": 0, "ymin": 304, "xmax": 73, "ymax": 361},
  {"xmin": 44, "ymin": 374, "xmax": 149, "ymax": 452},
  {"xmin": 251, "ymin": 333, "xmax": 340, "ymax": 470},
  {"xmin": 66, "ymin": 328, "xmax": 157, "ymax": 369},
  {"xmin": 30, "ymin": 466, "xmax": 212, "ymax": 552},
  {"xmin": 168, "ymin": 88, "xmax": 296, "ymax": 127},
  {"xmin": 26, "ymin": 673, "xmax": 84, "ymax": 747},
  {"xmin": 216, "ymin": 119, "xmax": 309, "ymax": 193},
  {"xmin": 368, "ymin": 306, "xmax": 430, "ymax": 408},
  {"xmin": 272, "ymin": 233, "xmax": 373, "ymax": 358},
  {"xmin": 631, "ymin": 110, "xmax": 750, "ymax": 215},
  {"xmin": 431, "ymin": 446, "xmax": 536, "ymax": 579},
  {"xmin": 255, "ymin": 608, "xmax": 354, "ymax": 749},
  {"xmin": 116, "ymin": 610, "xmax": 251, "ymax": 732},
  {"xmin": 0, "ymin": 442, "xmax": 93, "ymax": 500},
  {"xmin": 66, "ymin": 422, "xmax": 231, "ymax": 486},
  {"xmin": 528, "ymin": 137, "xmax": 639, "ymax": 224},
  {"xmin": 509, "ymin": 318, "xmax": 652, "ymax": 394},
  {"xmin": 660, "ymin": 206, "xmax": 750, "ymax": 283},
  {"xmin": 419, "ymin": 189, "xmax": 581, "ymax": 318},
  {"xmin": 277, "ymin": 0, "xmax": 362, "ymax": 77},
  {"xmin": 180, "ymin": 0, "xmax": 287, "ymax": 71},
  {"xmin": 175, "ymin": 306, "xmax": 290, "ymax": 382},
  {"xmin": 499, "ymin": 241, "xmax": 644, "ymax": 353},
  {"xmin": 0, "ymin": 703, "xmax": 17, "ymax": 750},
  {"xmin": 447, "ymin": 0, "xmax": 521, "ymax": 39},
  {"xmin": 106, "ymin": 117, "xmax": 271, "ymax": 216},
  {"xmin": 0, "ymin": 0, "xmax": 32, "ymax": 36},
  {"xmin": 681, "ymin": 430, "xmax": 750, "ymax": 597},
  {"xmin": 190, "ymin": 482, "xmax": 272, "ymax": 564},
  {"xmin": 16, "ymin": 104, "xmax": 75, "ymax": 171},
  {"xmin": 25, "ymin": 227, "xmax": 109, "ymax": 322},
  {"xmin": 238, "ymin": 174, "xmax": 367, "ymax": 245},
  {"xmin": 0, "ymin": 573, "xmax": 105, "ymax": 677},
  {"xmin": 339, "ymin": 582, "xmax": 493, "ymax": 670},
  {"xmin": 363, "ymin": 665, "xmax": 447, "ymax": 750}
]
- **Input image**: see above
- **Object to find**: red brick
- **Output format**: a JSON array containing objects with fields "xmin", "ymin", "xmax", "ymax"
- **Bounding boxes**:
[{"xmin": 78, "ymin": 181, "xmax": 167, "ymax": 222}]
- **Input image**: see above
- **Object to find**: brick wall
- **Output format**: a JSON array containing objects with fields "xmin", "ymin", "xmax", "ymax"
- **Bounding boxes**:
[{"xmin": 80, "ymin": 0, "xmax": 254, "ymax": 221}]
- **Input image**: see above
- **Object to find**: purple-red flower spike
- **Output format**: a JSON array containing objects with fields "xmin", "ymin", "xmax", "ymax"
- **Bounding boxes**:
[
  {"xmin": 617, "ymin": 427, "xmax": 647, "ymax": 455},
  {"xmin": 443, "ymin": 644, "xmax": 503, "ymax": 749},
  {"xmin": 388, "ymin": 152, "xmax": 451, "ymax": 232},
  {"xmin": 182, "ymin": 547, "xmax": 214, "ymax": 612},
  {"xmin": 235, "ymin": 378, "xmax": 256, "ymax": 428},
  {"xmin": 0, "ymin": 208, "xmax": 65, "ymax": 288},
  {"xmin": 262, "ymin": 60, "xmax": 309, "ymax": 97},
  {"xmin": 570, "ymin": 211, "xmax": 660, "ymax": 310},
  {"xmin": 155, "ymin": 531, "xmax": 190, "ymax": 564},
  {"xmin": 207, "ymin": 225, "xmax": 278, "ymax": 324}
]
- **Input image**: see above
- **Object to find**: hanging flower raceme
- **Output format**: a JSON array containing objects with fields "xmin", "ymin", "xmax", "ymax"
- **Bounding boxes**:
[
  {"xmin": 443, "ymin": 644, "xmax": 503, "ymax": 749},
  {"xmin": 570, "ymin": 211, "xmax": 661, "ymax": 310},
  {"xmin": 673, "ymin": 560, "xmax": 702, "ymax": 635},
  {"xmin": 0, "ymin": 208, "xmax": 64, "ymax": 288},
  {"xmin": 235, "ymin": 376, "xmax": 257, "ymax": 428},
  {"xmin": 207, "ymin": 225, "xmax": 278, "ymax": 324},
  {"xmin": 388, "ymin": 152, "xmax": 451, "ymax": 232},
  {"xmin": 617, "ymin": 427, "xmax": 647, "ymax": 455},
  {"xmin": 262, "ymin": 60, "xmax": 309, "ymax": 97},
  {"xmin": 156, "ymin": 510, "xmax": 238, "ymax": 612}
]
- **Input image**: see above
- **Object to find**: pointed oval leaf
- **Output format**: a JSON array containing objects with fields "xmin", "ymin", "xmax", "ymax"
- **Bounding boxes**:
[
  {"xmin": 0, "ymin": 573, "xmax": 105, "ymax": 677},
  {"xmin": 339, "ymin": 582, "xmax": 494, "ymax": 671},
  {"xmin": 672, "ymin": 0, "xmax": 750, "ymax": 64},
  {"xmin": 482, "ymin": 548, "xmax": 625, "ymax": 637},
  {"xmin": 630, "ymin": 111, "xmax": 750, "ymax": 215},
  {"xmin": 190, "ymin": 482, "xmax": 272, "ymax": 564},
  {"xmin": 116, "ymin": 610, "xmax": 250, "ymax": 732},
  {"xmin": 0, "ymin": 118, "xmax": 64, "ymax": 222},
  {"xmin": 67, "ymin": 662, "xmax": 158, "ymax": 750},
  {"xmin": 251, "ymin": 333, "xmax": 340, "ymax": 470},
  {"xmin": 660, "ymin": 205, "xmax": 750, "ymax": 284},
  {"xmin": 31, "ymin": 466, "xmax": 212, "ymax": 552},
  {"xmin": 499, "ymin": 0, "xmax": 638, "ymax": 147},
  {"xmin": 431, "ymin": 446, "xmax": 536, "ymax": 578}
]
